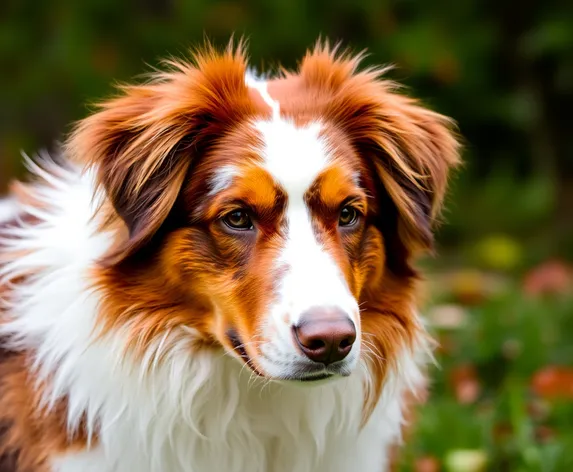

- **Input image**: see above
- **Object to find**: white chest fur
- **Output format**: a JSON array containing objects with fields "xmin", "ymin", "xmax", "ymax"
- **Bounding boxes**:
[{"xmin": 51, "ymin": 353, "xmax": 410, "ymax": 472}]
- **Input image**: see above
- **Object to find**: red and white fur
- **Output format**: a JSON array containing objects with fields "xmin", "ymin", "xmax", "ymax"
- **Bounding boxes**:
[{"xmin": 0, "ymin": 41, "xmax": 460, "ymax": 472}]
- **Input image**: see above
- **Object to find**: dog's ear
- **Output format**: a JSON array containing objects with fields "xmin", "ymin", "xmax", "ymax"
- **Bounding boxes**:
[
  {"xmin": 357, "ymin": 92, "xmax": 461, "ymax": 254},
  {"xmin": 300, "ymin": 44, "xmax": 461, "ymax": 257},
  {"xmin": 66, "ymin": 43, "xmax": 255, "ymax": 264}
]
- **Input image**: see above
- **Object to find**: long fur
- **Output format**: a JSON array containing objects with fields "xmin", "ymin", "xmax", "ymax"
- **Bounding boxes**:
[{"xmin": 0, "ymin": 40, "xmax": 459, "ymax": 472}]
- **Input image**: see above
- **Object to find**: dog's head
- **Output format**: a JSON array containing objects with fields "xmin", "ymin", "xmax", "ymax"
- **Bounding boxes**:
[{"xmin": 68, "ymin": 41, "xmax": 459, "ymax": 394}]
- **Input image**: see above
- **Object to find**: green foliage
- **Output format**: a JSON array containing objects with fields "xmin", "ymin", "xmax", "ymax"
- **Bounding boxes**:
[{"xmin": 400, "ymin": 282, "xmax": 573, "ymax": 471}]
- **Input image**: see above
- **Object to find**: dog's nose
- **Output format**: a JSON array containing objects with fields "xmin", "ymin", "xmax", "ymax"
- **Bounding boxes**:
[{"xmin": 293, "ymin": 307, "xmax": 356, "ymax": 365}]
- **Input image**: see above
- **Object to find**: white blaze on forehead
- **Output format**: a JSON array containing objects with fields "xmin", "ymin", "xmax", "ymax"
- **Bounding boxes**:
[
  {"xmin": 253, "ymin": 115, "xmax": 360, "ymax": 377},
  {"xmin": 255, "ymin": 119, "xmax": 328, "ymax": 194},
  {"xmin": 254, "ymin": 116, "xmax": 359, "ymax": 330},
  {"xmin": 245, "ymin": 73, "xmax": 330, "ymax": 194},
  {"xmin": 245, "ymin": 72, "xmax": 280, "ymax": 120}
]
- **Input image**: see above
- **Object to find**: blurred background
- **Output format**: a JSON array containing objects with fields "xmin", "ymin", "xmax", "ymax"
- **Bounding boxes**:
[{"xmin": 1, "ymin": 1, "xmax": 572, "ymax": 470}]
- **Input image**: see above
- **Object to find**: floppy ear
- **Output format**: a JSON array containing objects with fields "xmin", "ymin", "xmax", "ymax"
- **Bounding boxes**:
[
  {"xmin": 357, "ymin": 91, "xmax": 461, "ymax": 254},
  {"xmin": 65, "ymin": 44, "xmax": 255, "ymax": 264},
  {"xmin": 300, "ymin": 44, "xmax": 461, "ymax": 256}
]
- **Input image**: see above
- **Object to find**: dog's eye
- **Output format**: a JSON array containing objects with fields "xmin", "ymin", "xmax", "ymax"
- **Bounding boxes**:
[
  {"xmin": 339, "ymin": 206, "xmax": 358, "ymax": 227},
  {"xmin": 223, "ymin": 210, "xmax": 254, "ymax": 231}
]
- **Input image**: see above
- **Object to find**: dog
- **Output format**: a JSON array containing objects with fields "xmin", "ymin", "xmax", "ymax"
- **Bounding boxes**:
[{"xmin": 0, "ymin": 40, "xmax": 460, "ymax": 472}]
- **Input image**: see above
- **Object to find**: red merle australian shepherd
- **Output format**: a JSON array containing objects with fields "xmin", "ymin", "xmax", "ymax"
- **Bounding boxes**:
[{"xmin": 0, "ymin": 40, "xmax": 460, "ymax": 472}]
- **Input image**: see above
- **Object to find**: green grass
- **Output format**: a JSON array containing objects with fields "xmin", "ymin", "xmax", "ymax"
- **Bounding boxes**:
[{"xmin": 399, "ymin": 274, "xmax": 573, "ymax": 472}]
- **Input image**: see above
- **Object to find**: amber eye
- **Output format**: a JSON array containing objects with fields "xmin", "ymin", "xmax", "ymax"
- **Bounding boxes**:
[
  {"xmin": 223, "ymin": 210, "xmax": 254, "ymax": 231},
  {"xmin": 339, "ymin": 206, "xmax": 358, "ymax": 227}
]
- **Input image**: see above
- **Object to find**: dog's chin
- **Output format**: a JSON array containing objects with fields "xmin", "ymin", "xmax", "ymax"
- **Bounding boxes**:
[
  {"xmin": 242, "ymin": 363, "xmax": 350, "ymax": 387},
  {"xmin": 226, "ymin": 329, "xmax": 357, "ymax": 385},
  {"xmin": 276, "ymin": 374, "xmax": 339, "ymax": 387},
  {"xmin": 238, "ymin": 355, "xmax": 355, "ymax": 387},
  {"xmin": 275, "ymin": 369, "xmax": 350, "ymax": 387}
]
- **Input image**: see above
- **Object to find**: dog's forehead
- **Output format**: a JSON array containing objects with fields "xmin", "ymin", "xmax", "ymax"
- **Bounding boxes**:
[
  {"xmin": 257, "ymin": 75, "xmax": 328, "ymax": 189},
  {"xmin": 230, "ymin": 76, "xmax": 333, "ymax": 198},
  {"xmin": 206, "ymin": 74, "xmax": 363, "ymax": 201},
  {"xmin": 253, "ymin": 119, "xmax": 330, "ymax": 198}
]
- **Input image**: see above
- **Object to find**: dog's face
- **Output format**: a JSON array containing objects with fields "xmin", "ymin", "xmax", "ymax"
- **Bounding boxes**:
[
  {"xmin": 178, "ymin": 119, "xmax": 372, "ymax": 381},
  {"xmin": 68, "ymin": 43, "xmax": 459, "ymax": 395}
]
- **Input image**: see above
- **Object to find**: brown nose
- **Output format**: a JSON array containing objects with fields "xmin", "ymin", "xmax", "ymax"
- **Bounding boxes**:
[{"xmin": 293, "ymin": 307, "xmax": 356, "ymax": 365}]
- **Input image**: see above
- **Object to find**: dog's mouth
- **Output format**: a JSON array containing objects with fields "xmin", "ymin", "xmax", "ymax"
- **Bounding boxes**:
[
  {"xmin": 227, "ymin": 328, "xmax": 267, "ymax": 377},
  {"xmin": 284, "ymin": 372, "xmax": 334, "ymax": 382},
  {"xmin": 228, "ymin": 329, "xmax": 249, "ymax": 362},
  {"xmin": 226, "ymin": 329, "xmax": 342, "ymax": 382}
]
